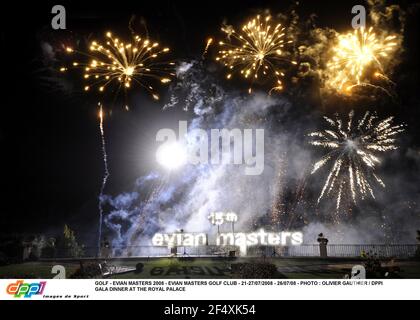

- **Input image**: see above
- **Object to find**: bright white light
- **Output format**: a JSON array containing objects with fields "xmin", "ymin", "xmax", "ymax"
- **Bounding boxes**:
[{"xmin": 156, "ymin": 142, "xmax": 187, "ymax": 170}]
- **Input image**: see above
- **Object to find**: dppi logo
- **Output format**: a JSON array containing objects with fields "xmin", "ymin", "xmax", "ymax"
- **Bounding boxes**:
[{"xmin": 6, "ymin": 280, "xmax": 46, "ymax": 298}]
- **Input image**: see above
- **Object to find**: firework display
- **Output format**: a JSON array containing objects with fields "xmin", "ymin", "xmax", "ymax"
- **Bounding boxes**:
[
  {"xmin": 60, "ymin": 30, "xmax": 175, "ymax": 252},
  {"xmin": 3, "ymin": 0, "xmax": 420, "ymax": 291},
  {"xmin": 62, "ymin": 31, "xmax": 174, "ymax": 100},
  {"xmin": 216, "ymin": 14, "xmax": 297, "ymax": 93},
  {"xmin": 309, "ymin": 110, "xmax": 404, "ymax": 212},
  {"xmin": 326, "ymin": 26, "xmax": 398, "ymax": 93}
]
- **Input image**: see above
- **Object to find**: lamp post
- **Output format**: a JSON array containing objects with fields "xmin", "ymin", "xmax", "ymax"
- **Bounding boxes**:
[{"xmin": 208, "ymin": 212, "xmax": 239, "ymax": 255}]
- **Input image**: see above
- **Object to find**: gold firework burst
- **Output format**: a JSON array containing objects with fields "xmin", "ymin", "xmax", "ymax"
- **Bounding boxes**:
[
  {"xmin": 216, "ymin": 15, "xmax": 297, "ymax": 93},
  {"xmin": 326, "ymin": 26, "xmax": 398, "ymax": 93},
  {"xmin": 309, "ymin": 110, "xmax": 404, "ymax": 212},
  {"xmin": 61, "ymin": 31, "xmax": 174, "ymax": 101}
]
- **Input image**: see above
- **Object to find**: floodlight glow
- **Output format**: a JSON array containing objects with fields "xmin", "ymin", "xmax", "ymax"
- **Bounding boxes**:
[{"xmin": 156, "ymin": 142, "xmax": 187, "ymax": 170}]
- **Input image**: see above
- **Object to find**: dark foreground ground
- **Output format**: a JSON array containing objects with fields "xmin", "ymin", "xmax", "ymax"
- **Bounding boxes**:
[{"xmin": 1, "ymin": 257, "xmax": 420, "ymax": 279}]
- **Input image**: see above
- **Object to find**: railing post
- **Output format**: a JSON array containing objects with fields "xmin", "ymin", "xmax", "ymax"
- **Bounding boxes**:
[{"xmin": 317, "ymin": 233, "xmax": 329, "ymax": 258}]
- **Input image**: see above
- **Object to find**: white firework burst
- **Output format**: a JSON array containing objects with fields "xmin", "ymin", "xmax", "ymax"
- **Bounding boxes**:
[{"xmin": 309, "ymin": 110, "xmax": 404, "ymax": 212}]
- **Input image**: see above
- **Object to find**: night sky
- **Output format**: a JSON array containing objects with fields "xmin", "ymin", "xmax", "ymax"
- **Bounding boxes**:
[{"xmin": 1, "ymin": 0, "xmax": 419, "ymax": 243}]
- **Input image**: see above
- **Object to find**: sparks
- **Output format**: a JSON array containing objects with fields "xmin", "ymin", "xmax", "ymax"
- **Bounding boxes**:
[
  {"xmin": 202, "ymin": 38, "xmax": 214, "ymax": 58},
  {"xmin": 326, "ymin": 26, "xmax": 398, "ymax": 93},
  {"xmin": 216, "ymin": 14, "xmax": 296, "ymax": 93},
  {"xmin": 63, "ymin": 31, "xmax": 174, "ymax": 101},
  {"xmin": 309, "ymin": 110, "xmax": 404, "ymax": 212},
  {"xmin": 97, "ymin": 103, "xmax": 110, "ymax": 256}
]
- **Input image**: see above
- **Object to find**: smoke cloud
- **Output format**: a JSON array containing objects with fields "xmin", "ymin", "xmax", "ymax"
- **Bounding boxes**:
[
  {"xmin": 101, "ymin": 59, "xmax": 419, "ymax": 250},
  {"xmin": 100, "ymin": 2, "xmax": 419, "ymax": 250}
]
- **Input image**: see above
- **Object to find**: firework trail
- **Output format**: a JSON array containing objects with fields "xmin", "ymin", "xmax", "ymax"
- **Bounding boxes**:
[
  {"xmin": 286, "ymin": 176, "xmax": 310, "ymax": 229},
  {"xmin": 326, "ymin": 26, "xmax": 398, "ymax": 94},
  {"xmin": 97, "ymin": 104, "xmax": 110, "ymax": 256},
  {"xmin": 309, "ymin": 110, "xmax": 404, "ymax": 214},
  {"xmin": 62, "ymin": 31, "xmax": 174, "ymax": 101},
  {"xmin": 216, "ymin": 14, "xmax": 297, "ymax": 93},
  {"xmin": 202, "ymin": 38, "xmax": 213, "ymax": 59},
  {"xmin": 126, "ymin": 175, "xmax": 169, "ymax": 250},
  {"xmin": 60, "ymin": 29, "xmax": 175, "ymax": 253},
  {"xmin": 270, "ymin": 161, "xmax": 285, "ymax": 227},
  {"xmin": 271, "ymin": 173, "xmax": 311, "ymax": 229}
]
